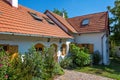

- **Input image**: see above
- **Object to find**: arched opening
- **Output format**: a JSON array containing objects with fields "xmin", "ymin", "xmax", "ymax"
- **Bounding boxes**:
[
  {"xmin": 50, "ymin": 44, "xmax": 57, "ymax": 53},
  {"xmin": 61, "ymin": 44, "xmax": 67, "ymax": 56},
  {"xmin": 35, "ymin": 43, "xmax": 44, "ymax": 52},
  {"xmin": 50, "ymin": 44, "xmax": 58, "ymax": 61}
]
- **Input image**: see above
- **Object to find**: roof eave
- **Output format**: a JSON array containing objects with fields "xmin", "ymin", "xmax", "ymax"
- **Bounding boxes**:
[{"xmin": 0, "ymin": 32, "xmax": 73, "ymax": 39}]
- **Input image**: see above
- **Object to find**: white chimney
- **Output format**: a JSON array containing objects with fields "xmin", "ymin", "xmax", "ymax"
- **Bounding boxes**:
[
  {"xmin": 7, "ymin": 0, "xmax": 18, "ymax": 8},
  {"xmin": 62, "ymin": 13, "xmax": 65, "ymax": 18}
]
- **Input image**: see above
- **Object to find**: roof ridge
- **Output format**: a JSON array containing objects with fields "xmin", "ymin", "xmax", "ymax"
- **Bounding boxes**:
[
  {"xmin": 68, "ymin": 11, "xmax": 107, "ymax": 19},
  {"xmin": 45, "ymin": 10, "xmax": 77, "ymax": 33}
]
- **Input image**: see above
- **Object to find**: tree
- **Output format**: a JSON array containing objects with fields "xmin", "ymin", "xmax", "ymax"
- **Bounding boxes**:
[
  {"xmin": 53, "ymin": 8, "xmax": 68, "ymax": 18},
  {"xmin": 107, "ymin": 0, "xmax": 120, "ymax": 45}
]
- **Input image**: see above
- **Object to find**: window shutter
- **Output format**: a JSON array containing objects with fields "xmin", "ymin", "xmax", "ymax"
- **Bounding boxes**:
[
  {"xmin": 62, "ymin": 47, "xmax": 66, "ymax": 55},
  {"xmin": 8, "ymin": 45, "xmax": 18, "ymax": 54},
  {"xmin": 78, "ymin": 44, "xmax": 82, "ymax": 48},
  {"xmin": 89, "ymin": 44, "xmax": 94, "ymax": 53},
  {"xmin": 61, "ymin": 44, "xmax": 66, "ymax": 55},
  {"xmin": 77, "ymin": 44, "xmax": 94, "ymax": 54}
]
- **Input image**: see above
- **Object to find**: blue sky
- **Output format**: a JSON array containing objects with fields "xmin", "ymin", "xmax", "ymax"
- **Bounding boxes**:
[{"xmin": 19, "ymin": 0, "xmax": 114, "ymax": 18}]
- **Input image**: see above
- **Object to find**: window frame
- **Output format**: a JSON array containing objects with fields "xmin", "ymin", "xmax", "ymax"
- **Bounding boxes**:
[
  {"xmin": 81, "ymin": 18, "xmax": 90, "ymax": 26},
  {"xmin": 28, "ymin": 11, "xmax": 43, "ymax": 21}
]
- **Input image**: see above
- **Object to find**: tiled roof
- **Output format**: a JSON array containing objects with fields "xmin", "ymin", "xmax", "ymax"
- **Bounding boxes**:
[
  {"xmin": 45, "ymin": 10, "xmax": 77, "ymax": 33},
  {"xmin": 67, "ymin": 12, "xmax": 108, "ymax": 34},
  {"xmin": 0, "ymin": 0, "xmax": 72, "ymax": 38}
]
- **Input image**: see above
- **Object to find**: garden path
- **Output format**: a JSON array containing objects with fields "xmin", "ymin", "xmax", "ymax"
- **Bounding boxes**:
[{"xmin": 54, "ymin": 70, "xmax": 114, "ymax": 80}]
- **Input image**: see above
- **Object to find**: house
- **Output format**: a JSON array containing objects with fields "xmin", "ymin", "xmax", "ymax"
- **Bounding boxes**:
[
  {"xmin": 67, "ymin": 12, "xmax": 109, "ymax": 65},
  {"xmin": 0, "ymin": 0, "xmax": 109, "ymax": 65}
]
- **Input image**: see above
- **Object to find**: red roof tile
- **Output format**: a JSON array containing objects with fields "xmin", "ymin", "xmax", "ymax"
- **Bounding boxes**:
[
  {"xmin": 45, "ymin": 10, "xmax": 77, "ymax": 33},
  {"xmin": 67, "ymin": 12, "xmax": 108, "ymax": 34},
  {"xmin": 0, "ymin": 0, "xmax": 72, "ymax": 38}
]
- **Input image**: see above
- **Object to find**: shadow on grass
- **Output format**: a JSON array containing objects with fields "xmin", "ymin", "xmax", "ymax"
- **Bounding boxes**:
[
  {"xmin": 92, "ymin": 58, "xmax": 120, "ymax": 75},
  {"xmin": 74, "ymin": 58, "xmax": 120, "ymax": 80}
]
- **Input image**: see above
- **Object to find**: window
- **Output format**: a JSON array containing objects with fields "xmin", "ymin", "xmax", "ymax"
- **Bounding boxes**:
[
  {"xmin": 0, "ymin": 44, "xmax": 18, "ymax": 54},
  {"xmin": 43, "ymin": 17, "xmax": 55, "ymax": 25},
  {"xmin": 61, "ymin": 44, "xmax": 67, "ymax": 55},
  {"xmin": 50, "ymin": 44, "xmax": 58, "ymax": 62},
  {"xmin": 35, "ymin": 43, "xmax": 44, "ymax": 52},
  {"xmin": 28, "ymin": 11, "xmax": 43, "ymax": 21},
  {"xmin": 82, "ymin": 44, "xmax": 89, "ymax": 49},
  {"xmin": 78, "ymin": 44, "xmax": 94, "ymax": 54},
  {"xmin": 81, "ymin": 18, "xmax": 90, "ymax": 26},
  {"xmin": 0, "ymin": 44, "xmax": 8, "ymax": 51}
]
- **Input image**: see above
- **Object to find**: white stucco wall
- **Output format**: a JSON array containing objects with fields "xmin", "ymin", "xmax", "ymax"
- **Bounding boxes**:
[
  {"xmin": 74, "ymin": 32, "xmax": 109, "ymax": 65},
  {"xmin": 0, "ymin": 34, "xmax": 71, "ymax": 62},
  {"xmin": 74, "ymin": 32, "xmax": 104, "ymax": 53}
]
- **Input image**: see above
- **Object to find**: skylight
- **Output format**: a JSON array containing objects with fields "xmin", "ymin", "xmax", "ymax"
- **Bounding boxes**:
[
  {"xmin": 81, "ymin": 18, "xmax": 90, "ymax": 26},
  {"xmin": 43, "ymin": 17, "xmax": 55, "ymax": 25},
  {"xmin": 28, "ymin": 11, "xmax": 43, "ymax": 21}
]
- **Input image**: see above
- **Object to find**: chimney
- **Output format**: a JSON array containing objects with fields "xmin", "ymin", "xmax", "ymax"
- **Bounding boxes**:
[
  {"xmin": 62, "ymin": 12, "xmax": 65, "ymax": 18},
  {"xmin": 6, "ymin": 0, "xmax": 18, "ymax": 8}
]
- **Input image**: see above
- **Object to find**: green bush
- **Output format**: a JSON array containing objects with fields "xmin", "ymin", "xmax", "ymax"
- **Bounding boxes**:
[
  {"xmin": 52, "ymin": 62, "xmax": 64, "ymax": 75},
  {"xmin": 0, "ymin": 48, "xmax": 10, "ymax": 80},
  {"xmin": 70, "ymin": 44, "xmax": 91, "ymax": 68},
  {"xmin": 42, "ymin": 46, "xmax": 64, "ymax": 78},
  {"xmin": 60, "ymin": 57, "xmax": 72, "ymax": 69},
  {"xmin": 0, "ymin": 46, "xmax": 64, "ymax": 80},
  {"xmin": 92, "ymin": 50, "xmax": 101, "ymax": 65}
]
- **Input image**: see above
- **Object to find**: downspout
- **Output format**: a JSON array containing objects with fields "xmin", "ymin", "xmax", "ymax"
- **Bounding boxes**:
[
  {"xmin": 101, "ymin": 33, "xmax": 106, "ymax": 65},
  {"xmin": 101, "ymin": 12, "xmax": 109, "ymax": 65}
]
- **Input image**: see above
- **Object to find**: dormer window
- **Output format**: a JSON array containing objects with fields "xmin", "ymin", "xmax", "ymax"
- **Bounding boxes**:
[
  {"xmin": 43, "ymin": 17, "xmax": 55, "ymax": 25},
  {"xmin": 28, "ymin": 11, "xmax": 43, "ymax": 21},
  {"xmin": 81, "ymin": 18, "xmax": 90, "ymax": 26}
]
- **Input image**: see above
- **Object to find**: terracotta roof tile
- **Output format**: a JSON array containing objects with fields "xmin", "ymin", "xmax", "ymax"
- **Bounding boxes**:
[
  {"xmin": 0, "ymin": 0, "xmax": 72, "ymax": 38},
  {"xmin": 67, "ymin": 12, "xmax": 108, "ymax": 34},
  {"xmin": 45, "ymin": 11, "xmax": 77, "ymax": 33}
]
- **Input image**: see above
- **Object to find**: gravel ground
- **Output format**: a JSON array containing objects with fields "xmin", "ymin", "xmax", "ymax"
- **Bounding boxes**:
[{"xmin": 54, "ymin": 70, "xmax": 114, "ymax": 80}]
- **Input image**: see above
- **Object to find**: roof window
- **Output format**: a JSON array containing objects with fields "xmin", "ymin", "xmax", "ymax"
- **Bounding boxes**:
[
  {"xmin": 81, "ymin": 18, "xmax": 90, "ymax": 26},
  {"xmin": 43, "ymin": 17, "xmax": 55, "ymax": 25},
  {"xmin": 28, "ymin": 11, "xmax": 43, "ymax": 21}
]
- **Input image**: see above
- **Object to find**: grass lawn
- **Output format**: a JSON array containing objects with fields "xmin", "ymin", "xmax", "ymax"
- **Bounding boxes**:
[{"xmin": 75, "ymin": 58, "xmax": 120, "ymax": 80}]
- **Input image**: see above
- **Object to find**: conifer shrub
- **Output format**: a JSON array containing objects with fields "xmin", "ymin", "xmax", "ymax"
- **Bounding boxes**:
[{"xmin": 42, "ymin": 46, "xmax": 64, "ymax": 79}]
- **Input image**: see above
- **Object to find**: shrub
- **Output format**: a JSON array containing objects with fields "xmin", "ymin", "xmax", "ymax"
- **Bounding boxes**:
[
  {"xmin": 0, "ymin": 46, "xmax": 64, "ymax": 80},
  {"xmin": 0, "ymin": 48, "xmax": 10, "ymax": 80},
  {"xmin": 69, "ymin": 44, "xmax": 91, "ymax": 68},
  {"xmin": 42, "ymin": 46, "xmax": 64, "ymax": 78},
  {"xmin": 92, "ymin": 50, "xmax": 101, "ymax": 65},
  {"xmin": 52, "ymin": 62, "xmax": 64, "ymax": 75},
  {"xmin": 60, "ymin": 57, "xmax": 72, "ymax": 69}
]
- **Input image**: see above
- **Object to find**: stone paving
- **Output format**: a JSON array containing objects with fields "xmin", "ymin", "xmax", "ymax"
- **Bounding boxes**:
[{"xmin": 54, "ymin": 70, "xmax": 114, "ymax": 80}]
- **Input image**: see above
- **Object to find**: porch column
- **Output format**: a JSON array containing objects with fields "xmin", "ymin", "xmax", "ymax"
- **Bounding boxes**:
[
  {"xmin": 57, "ymin": 45, "xmax": 62, "ymax": 62},
  {"xmin": 66, "ymin": 41, "xmax": 71, "ymax": 56}
]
